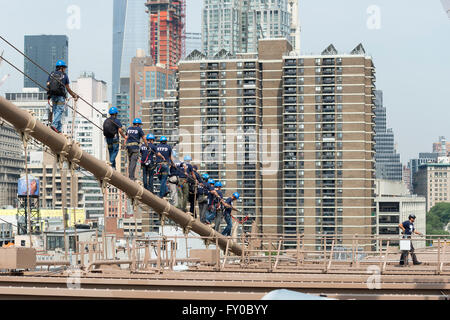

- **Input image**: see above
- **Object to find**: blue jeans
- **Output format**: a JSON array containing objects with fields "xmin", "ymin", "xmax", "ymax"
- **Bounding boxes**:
[
  {"xmin": 205, "ymin": 209, "xmax": 216, "ymax": 224},
  {"xmin": 142, "ymin": 165, "xmax": 155, "ymax": 193},
  {"xmin": 158, "ymin": 164, "xmax": 169, "ymax": 197},
  {"xmin": 51, "ymin": 96, "xmax": 65, "ymax": 132},
  {"xmin": 222, "ymin": 213, "xmax": 232, "ymax": 236},
  {"xmin": 106, "ymin": 137, "xmax": 119, "ymax": 169}
]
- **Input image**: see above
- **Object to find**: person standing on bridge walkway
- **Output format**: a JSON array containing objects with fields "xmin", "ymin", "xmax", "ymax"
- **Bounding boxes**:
[
  {"xmin": 103, "ymin": 107, "xmax": 126, "ymax": 170},
  {"xmin": 46, "ymin": 59, "xmax": 78, "ymax": 133},
  {"xmin": 155, "ymin": 136, "xmax": 174, "ymax": 198},
  {"xmin": 398, "ymin": 214, "xmax": 422, "ymax": 266},
  {"xmin": 125, "ymin": 118, "xmax": 147, "ymax": 181}
]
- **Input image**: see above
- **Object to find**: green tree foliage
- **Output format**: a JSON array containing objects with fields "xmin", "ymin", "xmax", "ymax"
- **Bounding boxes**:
[{"xmin": 426, "ymin": 203, "xmax": 450, "ymax": 235}]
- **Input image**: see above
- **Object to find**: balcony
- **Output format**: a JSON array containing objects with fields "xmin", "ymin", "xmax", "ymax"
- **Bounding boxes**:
[
  {"xmin": 322, "ymin": 87, "xmax": 335, "ymax": 94},
  {"xmin": 323, "ymin": 96, "xmax": 335, "ymax": 103},
  {"xmin": 207, "ymin": 72, "xmax": 219, "ymax": 79},
  {"xmin": 322, "ymin": 115, "xmax": 335, "ymax": 122},
  {"xmin": 207, "ymin": 90, "xmax": 219, "ymax": 97},
  {"xmin": 322, "ymin": 124, "xmax": 335, "ymax": 131},
  {"xmin": 284, "ymin": 68, "xmax": 297, "ymax": 76},
  {"xmin": 284, "ymin": 96, "xmax": 297, "ymax": 104},
  {"xmin": 244, "ymin": 89, "xmax": 256, "ymax": 96},
  {"xmin": 284, "ymin": 77, "xmax": 296, "ymax": 86},
  {"xmin": 244, "ymin": 62, "xmax": 256, "ymax": 69},
  {"xmin": 284, "ymin": 106, "xmax": 297, "ymax": 113},
  {"xmin": 284, "ymin": 115, "xmax": 297, "ymax": 123},
  {"xmin": 323, "ymin": 77, "xmax": 335, "ymax": 85},
  {"xmin": 284, "ymin": 87, "xmax": 297, "ymax": 95},
  {"xmin": 284, "ymin": 59, "xmax": 297, "ymax": 66},
  {"xmin": 207, "ymin": 81, "xmax": 219, "ymax": 88},
  {"xmin": 244, "ymin": 71, "xmax": 256, "ymax": 78},
  {"xmin": 323, "ymin": 58, "xmax": 335, "ymax": 65},
  {"xmin": 244, "ymin": 98, "xmax": 256, "ymax": 106},
  {"xmin": 243, "ymin": 107, "xmax": 256, "ymax": 114},
  {"xmin": 207, "ymin": 99, "xmax": 219, "ymax": 106},
  {"xmin": 207, "ymin": 63, "xmax": 219, "ymax": 70},
  {"xmin": 322, "ymin": 68, "xmax": 335, "ymax": 75},
  {"xmin": 323, "ymin": 105, "xmax": 335, "ymax": 112}
]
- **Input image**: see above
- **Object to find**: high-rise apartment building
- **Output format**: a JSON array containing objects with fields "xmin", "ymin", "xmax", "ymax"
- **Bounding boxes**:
[
  {"xmin": 24, "ymin": 35, "xmax": 68, "ymax": 91},
  {"xmin": 0, "ymin": 124, "xmax": 24, "ymax": 208},
  {"xmin": 179, "ymin": 39, "xmax": 376, "ymax": 248},
  {"xmin": 145, "ymin": 0, "xmax": 186, "ymax": 68},
  {"xmin": 202, "ymin": 0, "xmax": 298, "ymax": 57},
  {"xmin": 373, "ymin": 90, "xmax": 402, "ymax": 181},
  {"xmin": 112, "ymin": 0, "xmax": 149, "ymax": 104},
  {"xmin": 414, "ymin": 162, "xmax": 450, "ymax": 212},
  {"xmin": 129, "ymin": 55, "xmax": 176, "ymax": 121}
]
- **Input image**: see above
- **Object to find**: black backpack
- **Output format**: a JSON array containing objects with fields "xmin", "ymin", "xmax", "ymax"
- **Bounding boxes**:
[
  {"xmin": 103, "ymin": 118, "xmax": 118, "ymax": 138},
  {"xmin": 47, "ymin": 71, "xmax": 66, "ymax": 97}
]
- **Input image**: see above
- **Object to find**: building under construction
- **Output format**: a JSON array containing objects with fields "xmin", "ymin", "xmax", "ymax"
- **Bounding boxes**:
[{"xmin": 145, "ymin": 0, "xmax": 186, "ymax": 69}]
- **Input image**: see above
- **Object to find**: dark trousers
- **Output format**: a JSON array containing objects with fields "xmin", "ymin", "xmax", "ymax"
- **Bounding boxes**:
[
  {"xmin": 142, "ymin": 165, "xmax": 154, "ymax": 193},
  {"xmin": 399, "ymin": 241, "xmax": 419, "ymax": 265},
  {"xmin": 127, "ymin": 148, "xmax": 139, "ymax": 180}
]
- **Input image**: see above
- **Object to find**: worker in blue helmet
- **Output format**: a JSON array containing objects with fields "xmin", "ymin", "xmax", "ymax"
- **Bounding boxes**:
[
  {"xmin": 125, "ymin": 118, "xmax": 147, "ymax": 181},
  {"xmin": 103, "ymin": 107, "xmax": 126, "ymax": 170},
  {"xmin": 197, "ymin": 173, "xmax": 210, "ymax": 223},
  {"xmin": 221, "ymin": 192, "xmax": 240, "ymax": 236},
  {"xmin": 46, "ymin": 59, "xmax": 78, "ymax": 133},
  {"xmin": 178, "ymin": 155, "xmax": 197, "ymax": 213},
  {"xmin": 155, "ymin": 135, "xmax": 174, "ymax": 198},
  {"xmin": 140, "ymin": 133, "xmax": 164, "ymax": 193},
  {"xmin": 205, "ymin": 181, "xmax": 228, "ymax": 231}
]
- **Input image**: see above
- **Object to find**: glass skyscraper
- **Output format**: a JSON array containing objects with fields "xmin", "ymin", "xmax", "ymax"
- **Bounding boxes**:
[
  {"xmin": 24, "ymin": 35, "xmax": 68, "ymax": 91},
  {"xmin": 112, "ymin": 0, "xmax": 149, "ymax": 105},
  {"xmin": 202, "ymin": 0, "xmax": 295, "ymax": 57},
  {"xmin": 374, "ymin": 90, "xmax": 402, "ymax": 181}
]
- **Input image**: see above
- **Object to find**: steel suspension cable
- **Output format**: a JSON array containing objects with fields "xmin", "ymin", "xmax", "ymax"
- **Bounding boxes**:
[
  {"xmin": 0, "ymin": 35, "xmax": 108, "ymax": 122},
  {"xmin": 0, "ymin": 55, "xmax": 104, "ymax": 132}
]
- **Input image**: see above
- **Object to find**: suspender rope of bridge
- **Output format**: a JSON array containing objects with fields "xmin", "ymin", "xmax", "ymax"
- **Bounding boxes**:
[{"xmin": 0, "ymin": 96, "xmax": 244, "ymax": 256}]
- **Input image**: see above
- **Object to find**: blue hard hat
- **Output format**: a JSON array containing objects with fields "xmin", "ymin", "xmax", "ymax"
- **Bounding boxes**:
[
  {"xmin": 184, "ymin": 155, "xmax": 192, "ymax": 161},
  {"xmin": 202, "ymin": 173, "xmax": 209, "ymax": 180},
  {"xmin": 214, "ymin": 181, "xmax": 222, "ymax": 188},
  {"xmin": 160, "ymin": 136, "xmax": 167, "ymax": 142},
  {"xmin": 146, "ymin": 134, "xmax": 155, "ymax": 140},
  {"xmin": 108, "ymin": 107, "xmax": 118, "ymax": 115},
  {"xmin": 56, "ymin": 60, "xmax": 67, "ymax": 67},
  {"xmin": 133, "ymin": 118, "xmax": 142, "ymax": 125},
  {"xmin": 233, "ymin": 192, "xmax": 240, "ymax": 200},
  {"xmin": 208, "ymin": 178, "xmax": 215, "ymax": 184}
]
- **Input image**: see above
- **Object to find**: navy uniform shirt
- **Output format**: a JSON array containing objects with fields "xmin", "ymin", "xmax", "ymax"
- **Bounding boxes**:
[
  {"xmin": 223, "ymin": 197, "xmax": 234, "ymax": 216},
  {"xmin": 47, "ymin": 70, "xmax": 69, "ymax": 97},
  {"xmin": 109, "ymin": 117, "xmax": 122, "ymax": 139},
  {"xmin": 155, "ymin": 143, "xmax": 172, "ymax": 163},
  {"xmin": 140, "ymin": 143, "xmax": 157, "ymax": 165},
  {"xmin": 402, "ymin": 220, "xmax": 415, "ymax": 235},
  {"xmin": 126, "ymin": 126, "xmax": 144, "ymax": 150},
  {"xmin": 207, "ymin": 185, "xmax": 216, "ymax": 206}
]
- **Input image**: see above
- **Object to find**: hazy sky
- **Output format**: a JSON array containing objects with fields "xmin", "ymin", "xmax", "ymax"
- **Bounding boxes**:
[{"xmin": 0, "ymin": 0, "xmax": 449, "ymax": 164}]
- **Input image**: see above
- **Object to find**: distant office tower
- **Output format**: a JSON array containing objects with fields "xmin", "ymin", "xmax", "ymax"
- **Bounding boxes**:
[
  {"xmin": 145, "ymin": 0, "xmax": 186, "ymax": 68},
  {"xmin": 112, "ymin": 0, "xmax": 149, "ymax": 105},
  {"xmin": 402, "ymin": 165, "xmax": 412, "ymax": 193},
  {"xmin": 414, "ymin": 163, "xmax": 450, "ymax": 212},
  {"xmin": 373, "ymin": 90, "xmax": 402, "ymax": 181},
  {"xmin": 24, "ymin": 35, "xmax": 68, "ymax": 91},
  {"xmin": 179, "ymin": 40, "xmax": 376, "ymax": 248},
  {"xmin": 0, "ymin": 125, "xmax": 24, "ymax": 207},
  {"xmin": 68, "ymin": 72, "xmax": 108, "ymax": 161},
  {"xmin": 409, "ymin": 152, "xmax": 439, "ymax": 189},
  {"xmin": 129, "ymin": 55, "xmax": 176, "ymax": 121},
  {"xmin": 202, "ymin": 0, "xmax": 297, "ymax": 57},
  {"xmin": 432, "ymin": 136, "xmax": 450, "ymax": 156}
]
